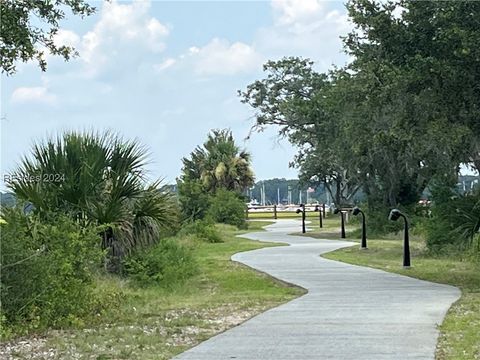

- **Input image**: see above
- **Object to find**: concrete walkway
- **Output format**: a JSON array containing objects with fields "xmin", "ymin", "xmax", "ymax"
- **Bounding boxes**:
[{"xmin": 175, "ymin": 220, "xmax": 460, "ymax": 360}]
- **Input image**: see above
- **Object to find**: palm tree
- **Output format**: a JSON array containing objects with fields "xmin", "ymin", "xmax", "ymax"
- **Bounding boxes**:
[
  {"xmin": 178, "ymin": 129, "xmax": 254, "ymax": 220},
  {"xmin": 195, "ymin": 129, "xmax": 255, "ymax": 193},
  {"xmin": 8, "ymin": 131, "xmax": 178, "ymax": 267}
]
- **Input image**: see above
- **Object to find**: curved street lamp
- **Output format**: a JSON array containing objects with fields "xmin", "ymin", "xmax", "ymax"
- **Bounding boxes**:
[
  {"xmin": 333, "ymin": 208, "xmax": 346, "ymax": 239},
  {"xmin": 314, "ymin": 204, "xmax": 323, "ymax": 228},
  {"xmin": 296, "ymin": 204, "xmax": 306, "ymax": 234},
  {"xmin": 388, "ymin": 209, "xmax": 411, "ymax": 268},
  {"xmin": 352, "ymin": 207, "xmax": 367, "ymax": 249}
]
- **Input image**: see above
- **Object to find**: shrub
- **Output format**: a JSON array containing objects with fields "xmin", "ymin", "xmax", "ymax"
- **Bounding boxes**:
[
  {"xmin": 123, "ymin": 238, "xmax": 197, "ymax": 287},
  {"xmin": 177, "ymin": 179, "xmax": 210, "ymax": 221},
  {"xmin": 425, "ymin": 186, "xmax": 480, "ymax": 254},
  {"xmin": 363, "ymin": 206, "xmax": 404, "ymax": 236},
  {"xmin": 179, "ymin": 219, "xmax": 223, "ymax": 243},
  {"xmin": 6, "ymin": 131, "xmax": 180, "ymax": 268},
  {"xmin": 206, "ymin": 189, "xmax": 247, "ymax": 229},
  {"xmin": 0, "ymin": 209, "xmax": 104, "ymax": 335}
]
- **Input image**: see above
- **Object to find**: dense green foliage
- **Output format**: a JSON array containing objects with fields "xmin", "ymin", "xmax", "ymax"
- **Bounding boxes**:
[
  {"xmin": 0, "ymin": 209, "xmax": 104, "ymax": 335},
  {"xmin": 425, "ymin": 186, "xmax": 480, "ymax": 256},
  {"xmin": 207, "ymin": 189, "xmax": 247, "ymax": 229},
  {"xmin": 240, "ymin": 0, "xmax": 480, "ymax": 252},
  {"xmin": 123, "ymin": 238, "xmax": 197, "ymax": 288},
  {"xmin": 1, "ymin": 0, "xmax": 95, "ymax": 74},
  {"xmin": 240, "ymin": 56, "xmax": 469, "ymax": 209},
  {"xmin": 6, "ymin": 131, "xmax": 179, "ymax": 268},
  {"xmin": 177, "ymin": 178, "xmax": 211, "ymax": 221},
  {"xmin": 240, "ymin": 59, "xmax": 362, "ymax": 206},
  {"xmin": 178, "ymin": 129, "xmax": 254, "ymax": 223}
]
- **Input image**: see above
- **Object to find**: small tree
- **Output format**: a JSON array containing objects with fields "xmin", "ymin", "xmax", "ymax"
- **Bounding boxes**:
[{"xmin": 178, "ymin": 129, "xmax": 254, "ymax": 220}]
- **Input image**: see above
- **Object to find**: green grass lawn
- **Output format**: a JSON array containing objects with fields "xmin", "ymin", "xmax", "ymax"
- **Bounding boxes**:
[
  {"xmin": 305, "ymin": 221, "xmax": 480, "ymax": 360},
  {"xmin": 20, "ymin": 221, "xmax": 304, "ymax": 359}
]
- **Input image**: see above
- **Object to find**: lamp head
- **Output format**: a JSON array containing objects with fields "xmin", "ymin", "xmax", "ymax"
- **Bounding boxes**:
[
  {"xmin": 296, "ymin": 208, "xmax": 303, "ymax": 214},
  {"xmin": 333, "ymin": 208, "xmax": 341, "ymax": 214},
  {"xmin": 388, "ymin": 209, "xmax": 402, "ymax": 221},
  {"xmin": 352, "ymin": 207, "xmax": 361, "ymax": 216}
]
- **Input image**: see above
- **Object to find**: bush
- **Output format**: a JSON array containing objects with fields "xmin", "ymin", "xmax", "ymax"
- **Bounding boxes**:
[
  {"xmin": 425, "ymin": 186, "xmax": 480, "ymax": 254},
  {"xmin": 7, "ymin": 131, "xmax": 180, "ymax": 269},
  {"xmin": 177, "ymin": 179, "xmax": 211, "ymax": 221},
  {"xmin": 179, "ymin": 219, "xmax": 223, "ymax": 243},
  {"xmin": 364, "ymin": 206, "xmax": 404, "ymax": 236},
  {"xmin": 123, "ymin": 238, "xmax": 197, "ymax": 287},
  {"xmin": 206, "ymin": 189, "xmax": 247, "ymax": 229},
  {"xmin": 0, "ymin": 209, "xmax": 104, "ymax": 335}
]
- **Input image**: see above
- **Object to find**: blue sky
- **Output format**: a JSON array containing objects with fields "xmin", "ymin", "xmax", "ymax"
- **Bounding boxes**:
[{"xmin": 1, "ymin": 0, "xmax": 354, "ymax": 189}]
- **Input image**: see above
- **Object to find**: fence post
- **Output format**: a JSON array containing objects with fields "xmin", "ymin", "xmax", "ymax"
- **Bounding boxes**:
[{"xmin": 274, "ymin": 204, "xmax": 278, "ymax": 220}]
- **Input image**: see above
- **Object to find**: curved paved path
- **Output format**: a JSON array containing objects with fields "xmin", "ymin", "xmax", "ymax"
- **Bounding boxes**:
[{"xmin": 175, "ymin": 219, "xmax": 460, "ymax": 360}]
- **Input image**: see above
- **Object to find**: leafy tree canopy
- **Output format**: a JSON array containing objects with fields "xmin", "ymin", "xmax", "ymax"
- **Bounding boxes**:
[
  {"xmin": 240, "ymin": 0, "xmax": 479, "ymax": 209},
  {"xmin": 1, "ymin": 0, "xmax": 95, "ymax": 75}
]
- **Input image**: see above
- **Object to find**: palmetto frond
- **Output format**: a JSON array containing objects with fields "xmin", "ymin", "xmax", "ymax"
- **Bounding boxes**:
[
  {"xmin": 181, "ymin": 129, "xmax": 255, "ymax": 194},
  {"xmin": 7, "ymin": 130, "xmax": 177, "ymax": 261},
  {"xmin": 453, "ymin": 197, "xmax": 480, "ymax": 247}
]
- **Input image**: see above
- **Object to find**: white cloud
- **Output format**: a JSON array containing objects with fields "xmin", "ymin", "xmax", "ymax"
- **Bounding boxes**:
[
  {"xmin": 188, "ymin": 46, "xmax": 200, "ymax": 54},
  {"xmin": 190, "ymin": 38, "xmax": 263, "ymax": 76},
  {"xmin": 53, "ymin": 29, "xmax": 80, "ymax": 48},
  {"xmin": 251, "ymin": 0, "xmax": 351, "ymax": 71},
  {"xmin": 175, "ymin": 1, "xmax": 350, "ymax": 77},
  {"xmin": 272, "ymin": 0, "xmax": 325, "ymax": 27},
  {"xmin": 78, "ymin": 0, "xmax": 170, "ymax": 77},
  {"xmin": 153, "ymin": 58, "xmax": 176, "ymax": 72},
  {"xmin": 270, "ymin": 0, "xmax": 350, "ymax": 35},
  {"xmin": 11, "ymin": 87, "xmax": 57, "ymax": 105},
  {"xmin": 172, "ymin": 0, "xmax": 349, "ymax": 78}
]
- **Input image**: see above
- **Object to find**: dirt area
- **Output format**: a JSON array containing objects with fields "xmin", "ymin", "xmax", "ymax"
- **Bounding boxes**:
[{"xmin": 0, "ymin": 305, "xmax": 264, "ymax": 359}]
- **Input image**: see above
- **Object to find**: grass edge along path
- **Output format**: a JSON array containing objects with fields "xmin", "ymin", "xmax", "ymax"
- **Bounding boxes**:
[
  {"xmin": 1, "ymin": 221, "xmax": 305, "ymax": 360},
  {"xmin": 304, "ymin": 219, "xmax": 479, "ymax": 360}
]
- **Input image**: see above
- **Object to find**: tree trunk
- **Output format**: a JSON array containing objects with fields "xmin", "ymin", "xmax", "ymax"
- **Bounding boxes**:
[
  {"xmin": 469, "ymin": 139, "xmax": 480, "ymax": 174},
  {"xmin": 335, "ymin": 179, "xmax": 342, "ymax": 206}
]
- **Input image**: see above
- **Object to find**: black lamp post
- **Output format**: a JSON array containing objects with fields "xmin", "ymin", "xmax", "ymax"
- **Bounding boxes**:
[
  {"xmin": 388, "ymin": 209, "xmax": 411, "ymax": 268},
  {"xmin": 296, "ymin": 204, "xmax": 306, "ymax": 234},
  {"xmin": 352, "ymin": 207, "xmax": 367, "ymax": 249},
  {"xmin": 314, "ymin": 204, "xmax": 323, "ymax": 228},
  {"xmin": 333, "ymin": 208, "xmax": 346, "ymax": 239}
]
